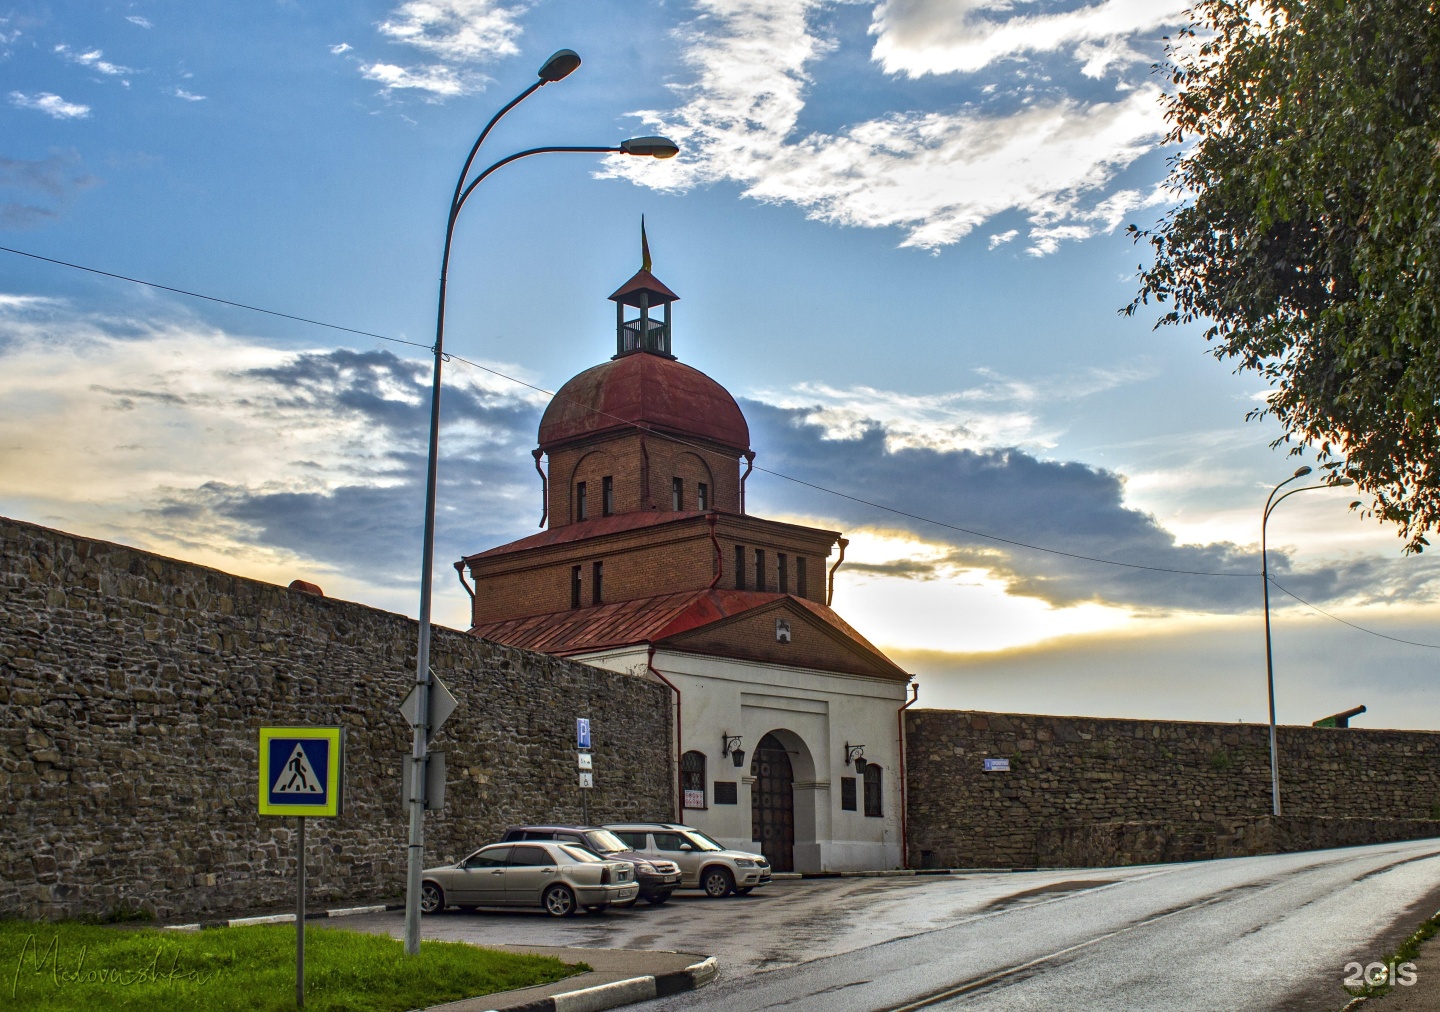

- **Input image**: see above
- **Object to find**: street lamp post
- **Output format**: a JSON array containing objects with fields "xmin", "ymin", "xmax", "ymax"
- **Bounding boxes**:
[
  {"xmin": 1260, "ymin": 465, "xmax": 1353, "ymax": 817},
  {"xmin": 404, "ymin": 51, "xmax": 678, "ymax": 956}
]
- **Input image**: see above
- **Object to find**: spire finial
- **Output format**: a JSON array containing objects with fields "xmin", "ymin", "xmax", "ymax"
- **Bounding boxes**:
[{"xmin": 641, "ymin": 215, "xmax": 652, "ymax": 273}]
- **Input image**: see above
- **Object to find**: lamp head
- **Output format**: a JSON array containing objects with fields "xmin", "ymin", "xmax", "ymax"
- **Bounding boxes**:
[
  {"xmin": 1293, "ymin": 465, "xmax": 1313, "ymax": 477},
  {"xmin": 732, "ymin": 748, "xmax": 746, "ymax": 768},
  {"xmin": 853, "ymin": 756, "xmax": 868, "ymax": 776},
  {"xmin": 620, "ymin": 136, "xmax": 680, "ymax": 158},
  {"xmin": 538, "ymin": 49, "xmax": 581, "ymax": 83}
]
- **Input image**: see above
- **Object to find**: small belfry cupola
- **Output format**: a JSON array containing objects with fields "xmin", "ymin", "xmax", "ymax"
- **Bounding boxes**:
[{"xmin": 609, "ymin": 217, "xmax": 679, "ymax": 359}]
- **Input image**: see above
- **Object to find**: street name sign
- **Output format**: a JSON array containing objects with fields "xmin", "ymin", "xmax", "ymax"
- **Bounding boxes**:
[
  {"xmin": 982, "ymin": 758, "xmax": 1010, "ymax": 772},
  {"xmin": 259, "ymin": 727, "xmax": 344, "ymax": 817}
]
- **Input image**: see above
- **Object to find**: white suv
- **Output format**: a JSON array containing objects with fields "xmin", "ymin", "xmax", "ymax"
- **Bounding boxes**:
[{"xmin": 605, "ymin": 823, "xmax": 771, "ymax": 897}]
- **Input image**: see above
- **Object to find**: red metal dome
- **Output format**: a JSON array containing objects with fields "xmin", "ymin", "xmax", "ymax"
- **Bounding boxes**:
[{"xmin": 539, "ymin": 353, "xmax": 750, "ymax": 453}]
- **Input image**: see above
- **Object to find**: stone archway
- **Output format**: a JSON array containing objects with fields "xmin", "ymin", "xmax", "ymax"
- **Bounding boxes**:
[{"xmin": 749, "ymin": 729, "xmax": 817, "ymax": 873}]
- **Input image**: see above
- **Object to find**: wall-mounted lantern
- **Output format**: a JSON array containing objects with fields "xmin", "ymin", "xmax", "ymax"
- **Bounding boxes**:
[
  {"xmin": 722, "ymin": 733, "xmax": 746, "ymax": 768},
  {"xmin": 845, "ymin": 743, "xmax": 867, "ymax": 775}
]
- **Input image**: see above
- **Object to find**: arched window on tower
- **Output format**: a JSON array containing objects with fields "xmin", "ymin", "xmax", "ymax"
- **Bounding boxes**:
[
  {"xmin": 681, "ymin": 750, "xmax": 706, "ymax": 809},
  {"xmin": 863, "ymin": 763, "xmax": 883, "ymax": 817}
]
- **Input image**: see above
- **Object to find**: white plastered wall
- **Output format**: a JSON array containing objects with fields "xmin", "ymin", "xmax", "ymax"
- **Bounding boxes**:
[{"xmin": 578, "ymin": 645, "xmax": 910, "ymax": 872}]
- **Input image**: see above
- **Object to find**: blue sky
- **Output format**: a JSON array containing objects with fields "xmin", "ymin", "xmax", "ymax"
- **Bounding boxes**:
[{"xmin": 4, "ymin": 0, "xmax": 1439, "ymax": 728}]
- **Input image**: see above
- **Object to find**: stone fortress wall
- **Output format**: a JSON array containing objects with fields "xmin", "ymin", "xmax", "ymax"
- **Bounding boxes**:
[
  {"xmin": 6, "ymin": 515, "xmax": 1440, "ymax": 920},
  {"xmin": 906, "ymin": 709, "xmax": 1440, "ymax": 868},
  {"xmin": 0, "ymin": 516, "xmax": 674, "ymax": 921}
]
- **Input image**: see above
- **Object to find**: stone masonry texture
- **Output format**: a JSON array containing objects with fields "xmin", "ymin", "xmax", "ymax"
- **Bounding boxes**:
[
  {"xmin": 0, "ymin": 516, "xmax": 673, "ymax": 922},
  {"xmin": 906, "ymin": 709, "xmax": 1440, "ymax": 868}
]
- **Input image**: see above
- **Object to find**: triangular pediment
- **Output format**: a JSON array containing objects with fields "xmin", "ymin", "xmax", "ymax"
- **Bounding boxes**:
[{"xmin": 656, "ymin": 595, "xmax": 907, "ymax": 680}]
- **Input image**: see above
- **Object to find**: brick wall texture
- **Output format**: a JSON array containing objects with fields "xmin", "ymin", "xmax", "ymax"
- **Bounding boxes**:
[
  {"xmin": 0, "ymin": 516, "xmax": 674, "ymax": 922},
  {"xmin": 906, "ymin": 709, "xmax": 1440, "ymax": 868}
]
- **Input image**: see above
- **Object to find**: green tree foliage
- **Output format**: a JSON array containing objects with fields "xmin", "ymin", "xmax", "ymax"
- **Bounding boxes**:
[{"xmin": 1128, "ymin": 0, "xmax": 1440, "ymax": 551}]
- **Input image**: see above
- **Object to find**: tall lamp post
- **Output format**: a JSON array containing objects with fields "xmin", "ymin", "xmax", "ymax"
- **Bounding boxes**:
[
  {"xmin": 1260, "ymin": 465, "xmax": 1353, "ymax": 817},
  {"xmin": 405, "ymin": 50, "xmax": 678, "ymax": 955}
]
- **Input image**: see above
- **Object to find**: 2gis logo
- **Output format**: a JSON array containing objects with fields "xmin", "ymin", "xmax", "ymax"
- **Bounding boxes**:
[{"xmin": 1343, "ymin": 959, "xmax": 1418, "ymax": 988}]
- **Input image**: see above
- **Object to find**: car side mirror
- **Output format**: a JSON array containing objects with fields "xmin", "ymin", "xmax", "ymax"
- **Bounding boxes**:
[{"xmin": 679, "ymin": 843, "xmax": 693, "ymax": 852}]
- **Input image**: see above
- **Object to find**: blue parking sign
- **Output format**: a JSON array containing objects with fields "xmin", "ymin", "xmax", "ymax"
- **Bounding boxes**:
[{"xmin": 577, "ymin": 718, "xmax": 591, "ymax": 749}]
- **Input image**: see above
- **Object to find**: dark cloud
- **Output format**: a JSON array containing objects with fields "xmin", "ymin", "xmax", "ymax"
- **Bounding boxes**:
[
  {"xmin": 740, "ymin": 401, "xmax": 1437, "ymax": 612},
  {"xmin": 135, "ymin": 349, "xmax": 1435, "ymax": 616},
  {"xmin": 0, "ymin": 150, "xmax": 97, "ymax": 229},
  {"xmin": 147, "ymin": 348, "xmax": 545, "ymax": 589}
]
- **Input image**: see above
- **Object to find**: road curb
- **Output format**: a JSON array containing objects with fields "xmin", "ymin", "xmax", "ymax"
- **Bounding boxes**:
[
  {"xmin": 161, "ymin": 901, "xmax": 405, "ymax": 931},
  {"xmin": 482, "ymin": 956, "xmax": 717, "ymax": 1012}
]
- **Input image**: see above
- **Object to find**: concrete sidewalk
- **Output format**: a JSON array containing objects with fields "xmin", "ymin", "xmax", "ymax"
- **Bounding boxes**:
[{"xmin": 429, "ymin": 945, "xmax": 714, "ymax": 1011}]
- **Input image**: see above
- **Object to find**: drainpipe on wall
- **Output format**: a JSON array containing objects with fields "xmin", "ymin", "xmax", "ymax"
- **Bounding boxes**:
[
  {"xmin": 453, "ymin": 560, "xmax": 476, "ymax": 606},
  {"xmin": 647, "ymin": 644, "xmax": 683, "ymax": 820},
  {"xmin": 739, "ymin": 451, "xmax": 755, "ymax": 514},
  {"xmin": 531, "ymin": 449, "xmax": 548, "ymax": 528},
  {"xmin": 897, "ymin": 680, "xmax": 919, "ymax": 869},
  {"xmin": 707, "ymin": 512, "xmax": 723, "ymax": 588},
  {"xmin": 826, "ymin": 537, "xmax": 849, "ymax": 606}
]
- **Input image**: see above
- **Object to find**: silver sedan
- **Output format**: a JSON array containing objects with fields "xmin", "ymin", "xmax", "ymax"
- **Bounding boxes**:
[{"xmin": 420, "ymin": 841, "xmax": 638, "ymax": 917}]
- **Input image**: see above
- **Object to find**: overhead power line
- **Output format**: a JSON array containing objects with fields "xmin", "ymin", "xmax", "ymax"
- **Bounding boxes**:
[
  {"xmin": 1266, "ymin": 578, "xmax": 1440, "ymax": 650},
  {"xmin": 11, "ymin": 242, "xmax": 1435, "ymax": 650}
]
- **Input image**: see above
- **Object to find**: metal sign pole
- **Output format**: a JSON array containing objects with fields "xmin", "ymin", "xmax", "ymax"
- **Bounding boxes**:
[{"xmin": 296, "ymin": 815, "xmax": 306, "ymax": 1008}]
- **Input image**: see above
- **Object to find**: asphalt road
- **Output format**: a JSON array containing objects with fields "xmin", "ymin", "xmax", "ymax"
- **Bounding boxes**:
[{"xmin": 344, "ymin": 838, "xmax": 1440, "ymax": 1011}]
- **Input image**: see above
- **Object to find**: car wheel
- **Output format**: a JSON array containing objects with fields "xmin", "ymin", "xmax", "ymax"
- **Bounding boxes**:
[
  {"xmin": 702, "ymin": 867, "xmax": 735, "ymax": 898},
  {"xmin": 735, "ymin": 887, "xmax": 753, "ymax": 895},
  {"xmin": 643, "ymin": 891, "xmax": 671, "ymax": 906},
  {"xmin": 543, "ymin": 884, "xmax": 577, "ymax": 918},
  {"xmin": 420, "ymin": 882, "xmax": 444, "ymax": 915}
]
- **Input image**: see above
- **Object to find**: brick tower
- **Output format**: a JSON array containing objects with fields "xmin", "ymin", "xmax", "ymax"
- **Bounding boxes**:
[{"xmin": 458, "ymin": 230, "xmax": 909, "ymax": 873}]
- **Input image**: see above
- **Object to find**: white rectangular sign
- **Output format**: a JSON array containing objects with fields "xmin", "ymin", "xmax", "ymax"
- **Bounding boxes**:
[
  {"xmin": 577, "ymin": 753, "xmax": 593, "ymax": 770},
  {"xmin": 683, "ymin": 789, "xmax": 705, "ymax": 809},
  {"xmin": 579, "ymin": 771, "xmax": 594, "ymax": 789}
]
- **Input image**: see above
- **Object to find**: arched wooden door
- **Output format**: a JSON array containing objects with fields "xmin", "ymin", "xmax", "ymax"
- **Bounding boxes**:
[{"xmin": 750, "ymin": 732, "xmax": 795, "ymax": 872}]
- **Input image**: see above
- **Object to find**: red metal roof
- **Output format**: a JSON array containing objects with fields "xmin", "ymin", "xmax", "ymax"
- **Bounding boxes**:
[
  {"xmin": 462, "ymin": 510, "xmax": 708, "ymax": 563},
  {"xmin": 537, "ymin": 352, "xmax": 750, "ymax": 453},
  {"xmin": 469, "ymin": 588, "xmax": 906, "ymax": 678},
  {"xmin": 608, "ymin": 269, "xmax": 679, "ymax": 306}
]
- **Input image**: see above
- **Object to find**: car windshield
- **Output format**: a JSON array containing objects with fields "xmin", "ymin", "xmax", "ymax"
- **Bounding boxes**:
[
  {"xmin": 582, "ymin": 830, "xmax": 630, "ymax": 854},
  {"xmin": 683, "ymin": 831, "xmax": 724, "ymax": 852},
  {"xmin": 559, "ymin": 845, "xmax": 602, "ymax": 863}
]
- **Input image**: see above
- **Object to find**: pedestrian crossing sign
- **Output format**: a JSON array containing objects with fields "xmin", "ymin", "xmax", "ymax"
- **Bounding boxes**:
[{"xmin": 258, "ymin": 727, "xmax": 344, "ymax": 817}]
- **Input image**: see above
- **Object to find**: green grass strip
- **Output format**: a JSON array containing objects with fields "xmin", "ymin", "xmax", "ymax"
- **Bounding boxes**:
[
  {"xmin": 1343, "ymin": 908, "xmax": 1440, "ymax": 1000},
  {"xmin": 2, "ymin": 919, "xmax": 587, "ymax": 1011}
]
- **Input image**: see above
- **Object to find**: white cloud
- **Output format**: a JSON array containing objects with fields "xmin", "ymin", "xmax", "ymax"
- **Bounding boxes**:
[
  {"xmin": 869, "ymin": 0, "xmax": 1189, "ymax": 77},
  {"xmin": 126, "ymin": 16, "xmax": 152, "ymax": 29},
  {"xmin": 172, "ymin": 88, "xmax": 206, "ymax": 101},
  {"xmin": 330, "ymin": 43, "xmax": 353, "ymax": 55},
  {"xmin": 376, "ymin": 0, "xmax": 525, "ymax": 61},
  {"xmin": 362, "ymin": 0, "xmax": 526, "ymax": 97},
  {"xmin": 603, "ymin": 0, "xmax": 1167, "ymax": 252},
  {"xmin": 360, "ymin": 62, "xmax": 474, "ymax": 97},
  {"xmin": 55, "ymin": 44, "xmax": 134, "ymax": 77},
  {"xmin": 988, "ymin": 228, "xmax": 1017, "ymax": 249},
  {"xmin": 751, "ymin": 365, "xmax": 1152, "ymax": 453},
  {"xmin": 9, "ymin": 91, "xmax": 91, "ymax": 119}
]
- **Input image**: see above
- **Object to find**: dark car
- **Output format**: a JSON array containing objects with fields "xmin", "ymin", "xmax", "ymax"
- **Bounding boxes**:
[{"xmin": 500, "ymin": 825, "xmax": 682, "ymax": 905}]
